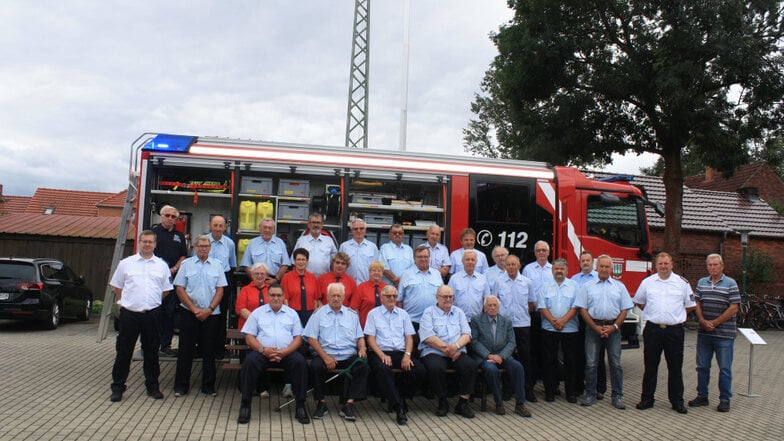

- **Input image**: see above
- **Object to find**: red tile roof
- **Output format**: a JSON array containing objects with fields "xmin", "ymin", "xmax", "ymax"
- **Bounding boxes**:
[
  {"xmin": 23, "ymin": 188, "xmax": 118, "ymax": 216},
  {"xmin": 96, "ymin": 190, "xmax": 127, "ymax": 208},
  {"xmin": 0, "ymin": 195, "xmax": 32, "ymax": 214},
  {"xmin": 684, "ymin": 162, "xmax": 782, "ymax": 192}
]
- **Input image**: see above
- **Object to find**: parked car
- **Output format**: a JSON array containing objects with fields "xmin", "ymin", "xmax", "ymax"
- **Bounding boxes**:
[{"xmin": 0, "ymin": 257, "xmax": 93, "ymax": 329}]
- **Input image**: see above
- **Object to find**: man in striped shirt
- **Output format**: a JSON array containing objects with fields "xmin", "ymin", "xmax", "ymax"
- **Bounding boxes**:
[{"xmin": 688, "ymin": 254, "xmax": 741, "ymax": 413}]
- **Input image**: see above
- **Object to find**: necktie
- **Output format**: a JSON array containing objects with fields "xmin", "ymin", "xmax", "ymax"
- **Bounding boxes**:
[
  {"xmin": 374, "ymin": 284, "xmax": 381, "ymax": 307},
  {"xmin": 300, "ymin": 274, "xmax": 308, "ymax": 312},
  {"xmin": 335, "ymin": 275, "xmax": 341, "ymax": 283},
  {"xmin": 491, "ymin": 318, "xmax": 497, "ymax": 341},
  {"xmin": 258, "ymin": 285, "xmax": 265, "ymax": 307}
]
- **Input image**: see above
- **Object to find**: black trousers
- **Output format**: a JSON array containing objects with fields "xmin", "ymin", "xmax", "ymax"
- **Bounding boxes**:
[
  {"xmin": 541, "ymin": 329, "xmax": 580, "ymax": 397},
  {"xmin": 641, "ymin": 323, "xmax": 685, "ymax": 405},
  {"xmin": 175, "ymin": 308, "xmax": 220, "ymax": 393},
  {"xmin": 112, "ymin": 307, "xmax": 161, "ymax": 393},
  {"xmin": 368, "ymin": 351, "xmax": 426, "ymax": 406},
  {"xmin": 421, "ymin": 353, "xmax": 479, "ymax": 399},
  {"xmin": 513, "ymin": 326, "xmax": 535, "ymax": 394},
  {"xmin": 215, "ymin": 270, "xmax": 234, "ymax": 355},
  {"xmin": 240, "ymin": 350, "xmax": 307, "ymax": 403},
  {"xmin": 310, "ymin": 355, "xmax": 369, "ymax": 402}
]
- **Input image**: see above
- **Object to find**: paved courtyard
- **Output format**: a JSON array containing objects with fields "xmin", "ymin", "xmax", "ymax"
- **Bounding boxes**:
[{"xmin": 0, "ymin": 318, "xmax": 782, "ymax": 440}]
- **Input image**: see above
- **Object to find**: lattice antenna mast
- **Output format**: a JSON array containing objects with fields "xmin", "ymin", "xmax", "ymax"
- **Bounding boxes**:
[{"xmin": 345, "ymin": 0, "xmax": 370, "ymax": 148}]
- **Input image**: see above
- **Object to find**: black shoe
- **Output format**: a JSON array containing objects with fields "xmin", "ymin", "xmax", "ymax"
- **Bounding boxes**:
[
  {"xmin": 688, "ymin": 396, "xmax": 709, "ymax": 407},
  {"xmin": 313, "ymin": 401, "xmax": 328, "ymax": 419},
  {"xmin": 526, "ymin": 392, "xmax": 538, "ymax": 403},
  {"xmin": 395, "ymin": 408, "xmax": 408, "ymax": 425},
  {"xmin": 340, "ymin": 403, "xmax": 356, "ymax": 421},
  {"xmin": 160, "ymin": 347, "xmax": 178, "ymax": 357},
  {"xmin": 596, "ymin": 392, "xmax": 605, "ymax": 400},
  {"xmin": 238, "ymin": 406, "xmax": 251, "ymax": 424},
  {"xmin": 567, "ymin": 395, "xmax": 577, "ymax": 404},
  {"xmin": 296, "ymin": 406, "xmax": 310, "ymax": 424},
  {"xmin": 202, "ymin": 389, "xmax": 217, "ymax": 397},
  {"xmin": 672, "ymin": 403, "xmax": 688, "ymax": 414},
  {"xmin": 717, "ymin": 400, "xmax": 730, "ymax": 412},
  {"xmin": 435, "ymin": 400, "xmax": 449, "ymax": 417},
  {"xmin": 110, "ymin": 391, "xmax": 123, "ymax": 402},
  {"xmin": 545, "ymin": 394, "xmax": 555, "ymax": 402},
  {"xmin": 454, "ymin": 401, "xmax": 475, "ymax": 419},
  {"xmin": 636, "ymin": 400, "xmax": 654, "ymax": 410},
  {"xmin": 147, "ymin": 389, "xmax": 164, "ymax": 399}
]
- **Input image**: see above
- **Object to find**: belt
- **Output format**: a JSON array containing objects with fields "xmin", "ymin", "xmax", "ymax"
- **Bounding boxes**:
[
  {"xmin": 121, "ymin": 306, "xmax": 161, "ymax": 314},
  {"xmin": 593, "ymin": 319, "xmax": 616, "ymax": 326},
  {"xmin": 647, "ymin": 322, "xmax": 683, "ymax": 329}
]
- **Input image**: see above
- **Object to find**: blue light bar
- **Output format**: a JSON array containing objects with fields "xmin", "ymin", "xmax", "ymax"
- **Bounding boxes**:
[
  {"xmin": 142, "ymin": 134, "xmax": 197, "ymax": 152},
  {"xmin": 597, "ymin": 174, "xmax": 634, "ymax": 183}
]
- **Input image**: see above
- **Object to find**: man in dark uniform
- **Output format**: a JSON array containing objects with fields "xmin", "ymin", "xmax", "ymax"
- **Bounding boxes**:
[{"xmin": 152, "ymin": 204, "xmax": 187, "ymax": 356}]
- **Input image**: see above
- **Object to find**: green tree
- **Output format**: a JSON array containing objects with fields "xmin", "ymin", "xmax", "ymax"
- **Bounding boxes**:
[{"xmin": 465, "ymin": 0, "xmax": 784, "ymax": 259}]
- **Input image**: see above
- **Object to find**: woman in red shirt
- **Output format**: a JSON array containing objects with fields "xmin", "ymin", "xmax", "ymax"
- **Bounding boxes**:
[
  {"xmin": 351, "ymin": 260, "xmax": 387, "ymax": 328},
  {"xmin": 318, "ymin": 252, "xmax": 357, "ymax": 306},
  {"xmin": 235, "ymin": 262, "xmax": 271, "ymax": 330},
  {"xmin": 281, "ymin": 248, "xmax": 321, "ymax": 326}
]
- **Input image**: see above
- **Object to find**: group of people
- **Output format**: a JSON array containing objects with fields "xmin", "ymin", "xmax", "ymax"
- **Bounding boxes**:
[{"xmin": 109, "ymin": 207, "xmax": 741, "ymax": 429}]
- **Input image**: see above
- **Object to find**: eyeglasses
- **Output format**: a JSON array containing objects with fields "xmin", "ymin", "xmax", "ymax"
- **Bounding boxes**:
[
  {"xmin": 437, "ymin": 295, "xmax": 454, "ymax": 299},
  {"xmin": 268, "ymin": 293, "xmax": 284, "ymax": 297},
  {"xmin": 382, "ymin": 294, "xmax": 398, "ymax": 298},
  {"xmin": 162, "ymin": 213, "xmax": 178, "ymax": 219},
  {"xmin": 352, "ymin": 227, "xmax": 365, "ymax": 231},
  {"xmin": 535, "ymin": 249, "xmax": 549, "ymax": 253}
]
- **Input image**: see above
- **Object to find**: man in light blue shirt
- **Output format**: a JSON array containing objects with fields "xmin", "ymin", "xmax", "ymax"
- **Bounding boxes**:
[
  {"xmin": 238, "ymin": 284, "xmax": 309, "ymax": 425},
  {"xmin": 339, "ymin": 219, "xmax": 379, "ymax": 284},
  {"xmin": 304, "ymin": 283, "xmax": 368, "ymax": 421},
  {"xmin": 240, "ymin": 218, "xmax": 290, "ymax": 281},
  {"xmin": 364, "ymin": 285, "xmax": 425, "ymax": 425},
  {"xmin": 575, "ymin": 254, "xmax": 633, "ymax": 409},
  {"xmin": 208, "ymin": 214, "xmax": 236, "ymax": 359},
  {"xmin": 172, "ymin": 235, "xmax": 227, "ymax": 397},
  {"xmin": 571, "ymin": 250, "xmax": 605, "ymax": 400},
  {"xmin": 418, "ymin": 285, "xmax": 478, "ymax": 418},
  {"xmin": 485, "ymin": 246, "xmax": 509, "ymax": 288},
  {"xmin": 522, "ymin": 240, "xmax": 553, "ymax": 397},
  {"xmin": 292, "ymin": 213, "xmax": 337, "ymax": 276},
  {"xmin": 398, "ymin": 245, "xmax": 442, "ymax": 328},
  {"xmin": 449, "ymin": 228, "xmax": 489, "ymax": 274},
  {"xmin": 537, "ymin": 258, "xmax": 580, "ymax": 402},
  {"xmin": 422, "ymin": 224, "xmax": 450, "ymax": 279},
  {"xmin": 449, "ymin": 250, "xmax": 491, "ymax": 321},
  {"xmin": 379, "ymin": 224, "xmax": 414, "ymax": 286},
  {"xmin": 493, "ymin": 254, "xmax": 537, "ymax": 402}
]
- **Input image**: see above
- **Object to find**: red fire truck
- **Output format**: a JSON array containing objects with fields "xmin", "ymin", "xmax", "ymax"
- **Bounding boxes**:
[{"xmin": 132, "ymin": 133, "xmax": 658, "ymax": 344}]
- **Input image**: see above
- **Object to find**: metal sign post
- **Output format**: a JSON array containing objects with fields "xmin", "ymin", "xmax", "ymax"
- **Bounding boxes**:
[{"xmin": 737, "ymin": 327, "xmax": 766, "ymax": 397}]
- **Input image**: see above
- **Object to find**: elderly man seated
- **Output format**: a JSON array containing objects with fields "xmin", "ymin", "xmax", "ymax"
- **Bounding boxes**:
[
  {"xmin": 418, "ymin": 285, "xmax": 478, "ymax": 418},
  {"xmin": 304, "ymin": 283, "xmax": 369, "ymax": 421},
  {"xmin": 470, "ymin": 295, "xmax": 532, "ymax": 417},
  {"xmin": 237, "ymin": 284, "xmax": 309, "ymax": 425}
]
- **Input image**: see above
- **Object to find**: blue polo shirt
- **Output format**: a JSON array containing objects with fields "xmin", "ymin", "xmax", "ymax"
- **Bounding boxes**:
[
  {"xmin": 398, "ymin": 267, "xmax": 442, "ymax": 322},
  {"xmin": 173, "ymin": 256, "xmax": 227, "ymax": 314},
  {"xmin": 241, "ymin": 303, "xmax": 302, "ymax": 348},
  {"xmin": 574, "ymin": 277, "xmax": 633, "ymax": 320},
  {"xmin": 537, "ymin": 278, "xmax": 579, "ymax": 333},
  {"xmin": 418, "ymin": 305, "xmax": 471, "ymax": 357},
  {"xmin": 303, "ymin": 305, "xmax": 363, "ymax": 361}
]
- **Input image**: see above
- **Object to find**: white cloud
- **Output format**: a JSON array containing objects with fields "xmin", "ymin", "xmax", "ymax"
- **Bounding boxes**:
[{"xmin": 0, "ymin": 1, "xmax": 653, "ymax": 197}]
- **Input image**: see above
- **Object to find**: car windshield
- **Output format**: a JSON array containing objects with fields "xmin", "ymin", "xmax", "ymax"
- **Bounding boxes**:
[{"xmin": 0, "ymin": 263, "xmax": 36, "ymax": 280}]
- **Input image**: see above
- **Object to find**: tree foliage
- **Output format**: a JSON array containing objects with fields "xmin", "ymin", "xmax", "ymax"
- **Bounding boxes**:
[{"xmin": 465, "ymin": 0, "xmax": 784, "ymax": 258}]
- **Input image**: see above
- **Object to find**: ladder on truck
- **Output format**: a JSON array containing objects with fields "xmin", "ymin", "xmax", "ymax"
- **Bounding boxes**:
[{"xmin": 96, "ymin": 134, "xmax": 152, "ymax": 342}]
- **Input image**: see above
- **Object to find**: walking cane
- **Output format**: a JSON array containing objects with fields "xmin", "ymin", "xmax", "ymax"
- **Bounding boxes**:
[{"xmin": 275, "ymin": 357, "xmax": 367, "ymax": 411}]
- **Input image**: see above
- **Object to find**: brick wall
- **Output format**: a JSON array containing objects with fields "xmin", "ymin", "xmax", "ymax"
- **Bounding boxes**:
[{"xmin": 650, "ymin": 230, "xmax": 783, "ymax": 296}]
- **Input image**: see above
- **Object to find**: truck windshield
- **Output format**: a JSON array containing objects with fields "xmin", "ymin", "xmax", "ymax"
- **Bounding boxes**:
[{"xmin": 586, "ymin": 195, "xmax": 643, "ymax": 247}]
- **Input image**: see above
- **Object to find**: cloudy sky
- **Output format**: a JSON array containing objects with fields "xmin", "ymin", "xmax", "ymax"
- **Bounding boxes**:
[{"xmin": 0, "ymin": 0, "xmax": 655, "ymax": 197}]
